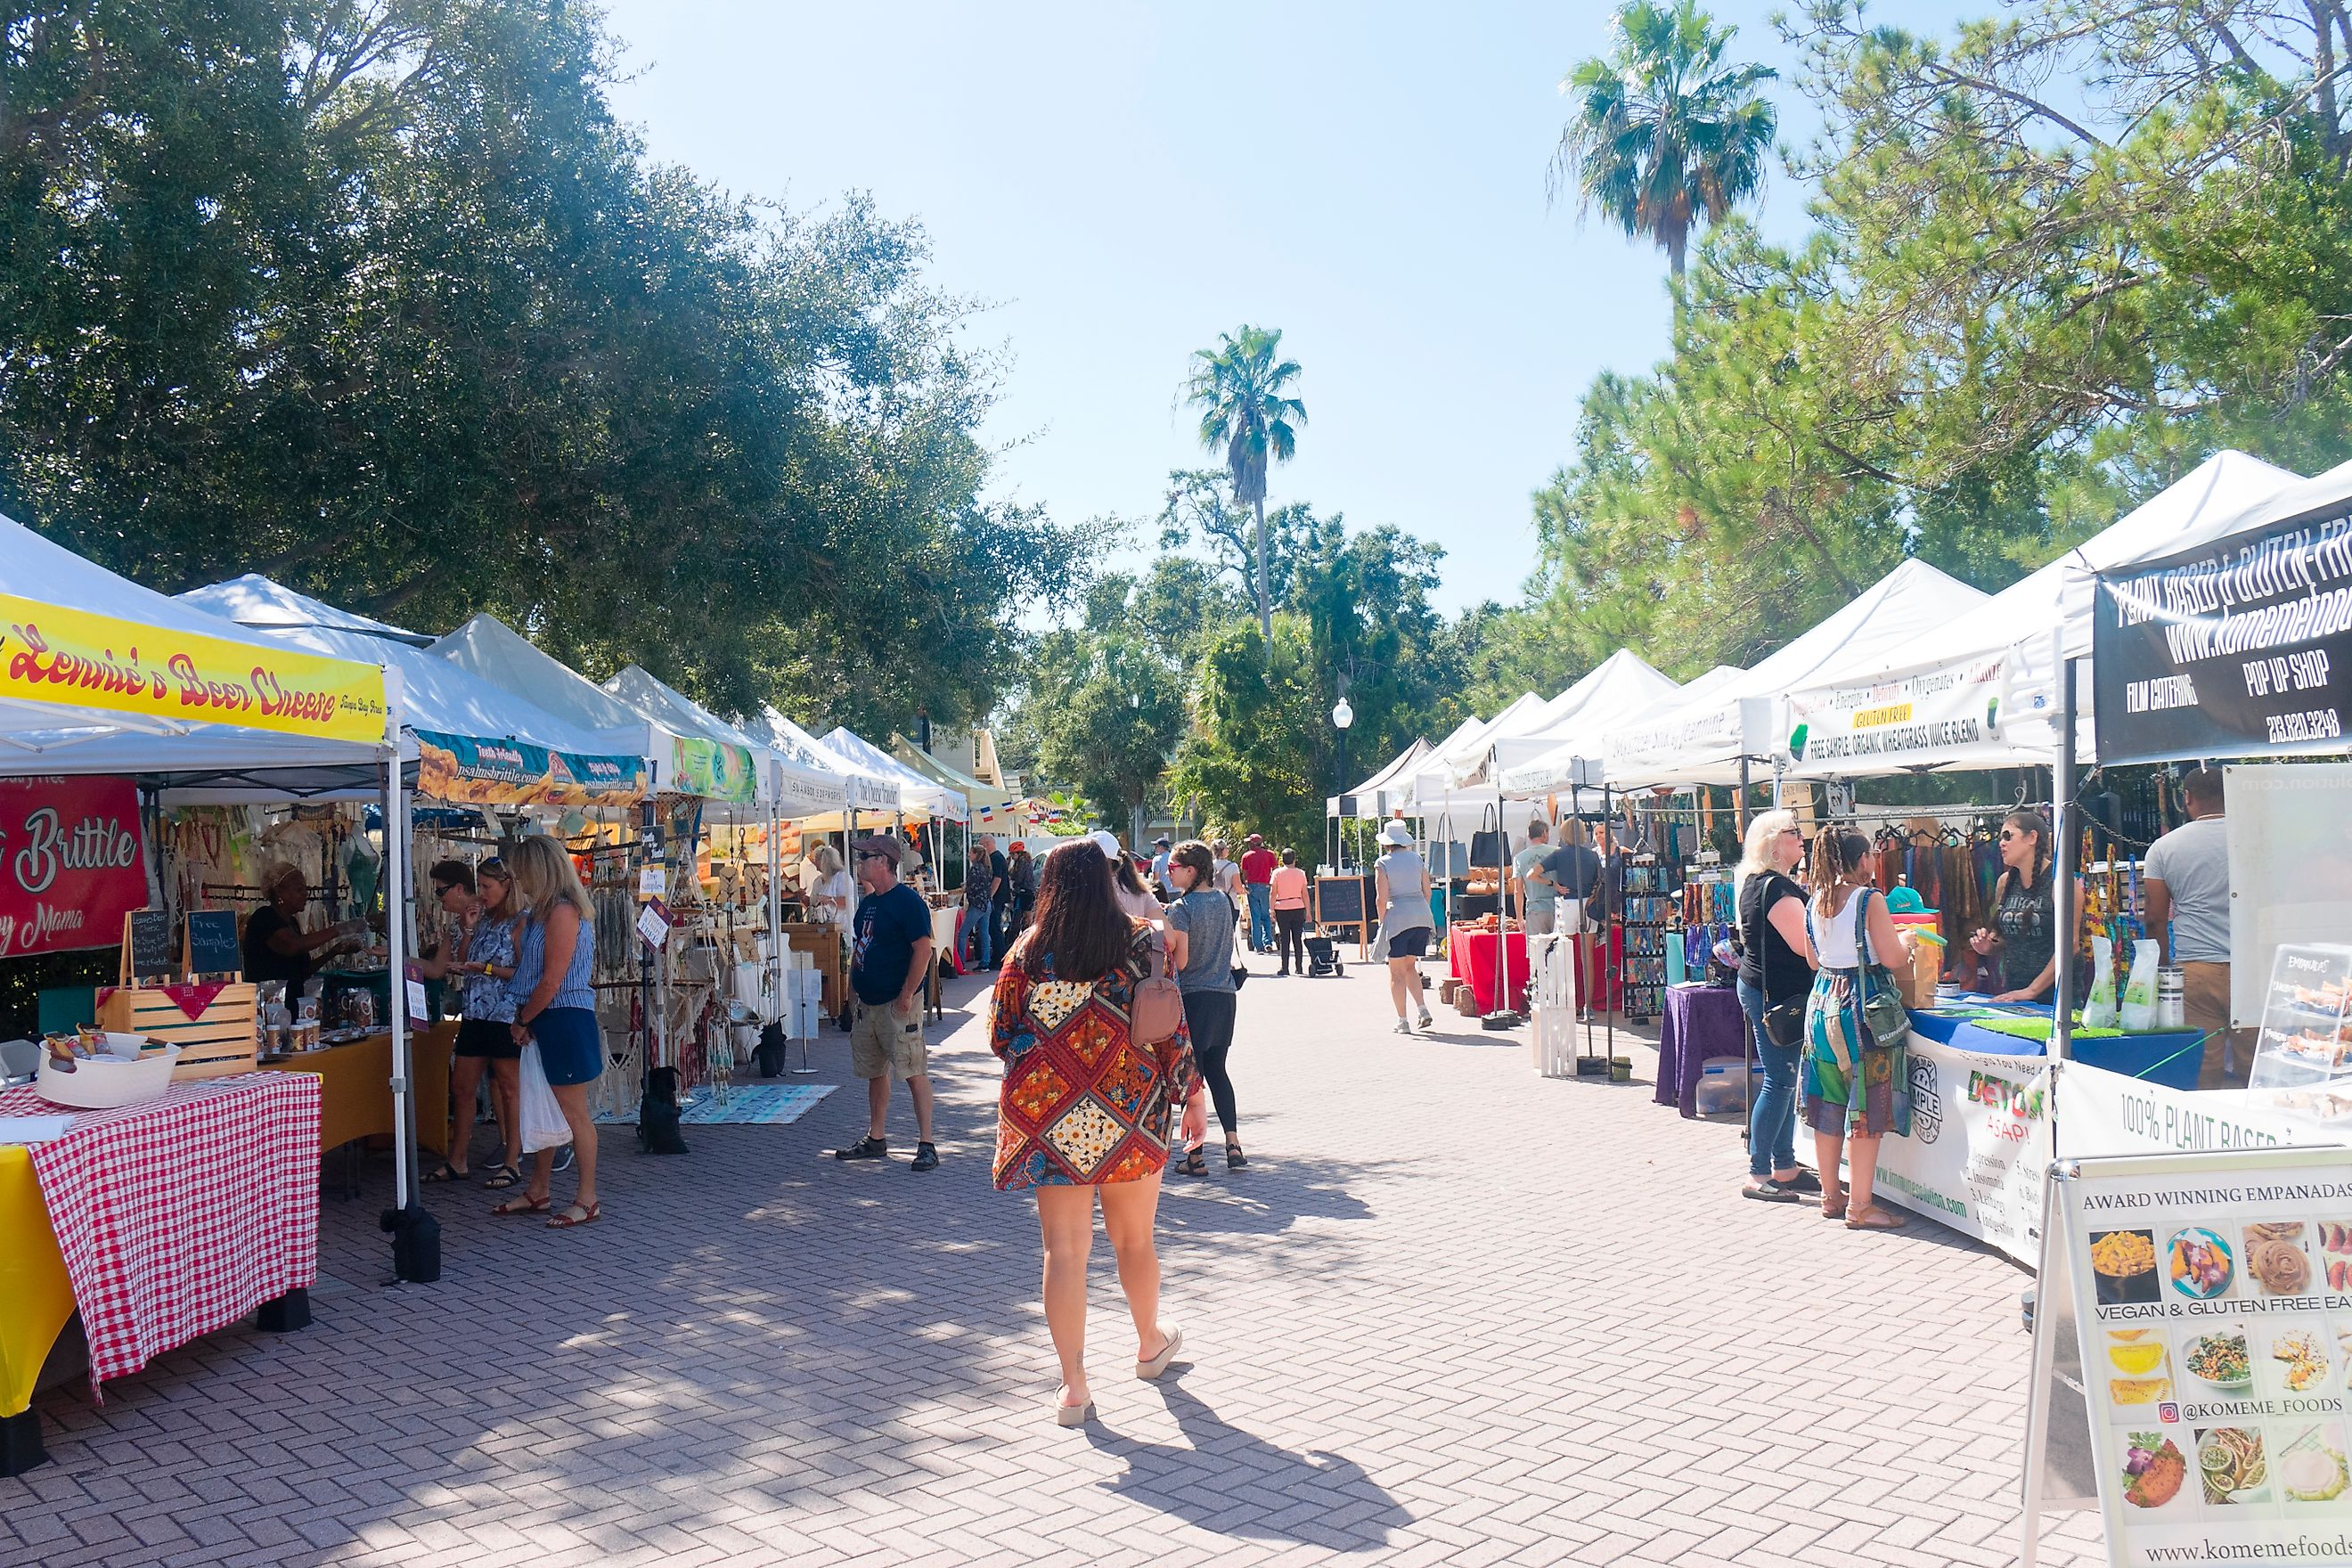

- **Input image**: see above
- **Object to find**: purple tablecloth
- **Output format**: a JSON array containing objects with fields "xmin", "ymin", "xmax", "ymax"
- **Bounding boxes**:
[{"xmin": 1655, "ymin": 983, "xmax": 1751, "ymax": 1118}]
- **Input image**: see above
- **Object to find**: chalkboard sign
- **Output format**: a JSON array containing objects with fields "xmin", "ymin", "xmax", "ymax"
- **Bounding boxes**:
[
  {"xmin": 1314, "ymin": 876, "xmax": 1372, "ymax": 959},
  {"xmin": 123, "ymin": 909, "xmax": 174, "ymax": 982},
  {"xmin": 185, "ymin": 910, "xmax": 241, "ymax": 978}
]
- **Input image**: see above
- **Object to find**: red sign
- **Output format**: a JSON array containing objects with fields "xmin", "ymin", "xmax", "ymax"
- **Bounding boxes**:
[{"xmin": 0, "ymin": 776, "xmax": 147, "ymax": 958}]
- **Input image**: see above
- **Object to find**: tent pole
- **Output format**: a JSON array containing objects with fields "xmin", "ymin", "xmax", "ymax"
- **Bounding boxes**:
[
  {"xmin": 2053, "ymin": 655, "xmax": 2080, "ymax": 1062},
  {"xmin": 1736, "ymin": 757, "xmax": 1750, "ymax": 835},
  {"xmin": 383, "ymin": 673, "xmax": 423, "ymax": 1272}
]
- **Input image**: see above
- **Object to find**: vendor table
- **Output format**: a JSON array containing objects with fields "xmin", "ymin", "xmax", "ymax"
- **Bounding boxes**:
[
  {"xmin": 0, "ymin": 1073, "xmax": 321, "ymax": 1440},
  {"xmin": 1452, "ymin": 927, "xmax": 1628, "ymax": 1016},
  {"xmin": 1655, "ymin": 983, "xmax": 1752, "ymax": 1117},
  {"xmin": 1449, "ymin": 927, "xmax": 1527, "ymax": 1014},
  {"xmin": 259, "ymin": 1021, "xmax": 459, "ymax": 1156},
  {"xmin": 1905, "ymin": 1002, "xmax": 2205, "ymax": 1092}
]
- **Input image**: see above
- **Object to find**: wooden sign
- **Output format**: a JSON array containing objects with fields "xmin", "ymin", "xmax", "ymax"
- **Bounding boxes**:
[
  {"xmin": 122, "ymin": 908, "xmax": 174, "ymax": 984},
  {"xmin": 184, "ymin": 909, "xmax": 241, "ymax": 978}
]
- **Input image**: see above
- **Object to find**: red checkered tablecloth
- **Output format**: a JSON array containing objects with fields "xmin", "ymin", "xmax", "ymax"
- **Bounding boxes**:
[{"xmin": 2, "ymin": 1072, "xmax": 321, "ymax": 1392}]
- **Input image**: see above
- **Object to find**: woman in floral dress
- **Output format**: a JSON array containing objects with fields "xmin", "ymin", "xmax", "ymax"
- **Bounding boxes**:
[{"xmin": 992, "ymin": 839, "xmax": 1205, "ymax": 1425}]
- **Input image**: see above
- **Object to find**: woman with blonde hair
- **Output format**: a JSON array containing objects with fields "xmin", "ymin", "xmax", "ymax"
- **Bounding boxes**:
[
  {"xmin": 1801, "ymin": 829, "xmax": 1917, "ymax": 1230},
  {"xmin": 494, "ymin": 835, "xmax": 604, "ymax": 1229},
  {"xmin": 806, "ymin": 842, "xmax": 853, "ymax": 927},
  {"xmin": 1733, "ymin": 812, "xmax": 1817, "ymax": 1202}
]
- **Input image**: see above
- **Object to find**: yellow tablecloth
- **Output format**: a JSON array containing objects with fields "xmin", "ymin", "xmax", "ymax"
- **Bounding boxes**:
[
  {"xmin": 0, "ymin": 1146, "xmax": 74, "ymax": 1419},
  {"xmin": 258, "ymin": 1022, "xmax": 457, "ymax": 1155}
]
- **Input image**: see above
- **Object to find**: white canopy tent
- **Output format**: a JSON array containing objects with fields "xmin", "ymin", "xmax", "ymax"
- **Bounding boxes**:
[
  {"xmin": 0, "ymin": 518, "xmax": 437, "ymax": 1277},
  {"xmin": 1780, "ymin": 452, "xmax": 2303, "ymax": 777},
  {"xmin": 602, "ymin": 665, "xmax": 843, "ymax": 819},
  {"xmin": 1605, "ymin": 559, "xmax": 1992, "ymax": 788},
  {"xmin": 744, "ymin": 706, "xmax": 905, "ymax": 820},
  {"xmin": 821, "ymin": 727, "xmax": 967, "ymax": 824},
  {"xmin": 1407, "ymin": 692, "xmax": 1555, "ymax": 820},
  {"xmin": 1492, "ymin": 649, "xmax": 1686, "ymax": 796},
  {"xmin": 1327, "ymin": 737, "xmax": 1433, "ymax": 820}
]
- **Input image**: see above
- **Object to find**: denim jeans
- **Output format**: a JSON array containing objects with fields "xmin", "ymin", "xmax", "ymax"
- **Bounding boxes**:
[
  {"xmin": 1245, "ymin": 884, "xmax": 1274, "ymax": 951},
  {"xmin": 1738, "ymin": 977, "xmax": 1802, "ymax": 1178},
  {"xmin": 965, "ymin": 901, "xmax": 993, "ymax": 969}
]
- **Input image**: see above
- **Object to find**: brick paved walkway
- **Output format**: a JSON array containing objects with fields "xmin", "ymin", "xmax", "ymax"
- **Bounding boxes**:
[{"xmin": 3, "ymin": 957, "xmax": 2104, "ymax": 1566}]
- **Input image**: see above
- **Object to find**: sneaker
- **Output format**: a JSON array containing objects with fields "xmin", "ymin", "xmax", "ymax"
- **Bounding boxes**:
[
  {"xmin": 1392, "ymin": 1019, "xmax": 1413, "ymax": 1034},
  {"xmin": 911, "ymin": 1143, "xmax": 940, "ymax": 1172},
  {"xmin": 552, "ymin": 1145, "xmax": 576, "ymax": 1173},
  {"xmin": 1417, "ymin": 1010, "xmax": 1434, "ymax": 1029},
  {"xmin": 834, "ymin": 1135, "xmax": 887, "ymax": 1161}
]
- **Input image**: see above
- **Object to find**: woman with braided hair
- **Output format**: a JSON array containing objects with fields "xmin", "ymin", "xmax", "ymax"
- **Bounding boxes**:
[{"xmin": 1801, "ymin": 828, "xmax": 1919, "ymax": 1232}]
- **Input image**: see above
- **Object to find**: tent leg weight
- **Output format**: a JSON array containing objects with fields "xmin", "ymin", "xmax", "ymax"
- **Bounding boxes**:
[
  {"xmin": 256, "ymin": 1286, "xmax": 310, "ymax": 1334},
  {"xmin": 0, "ymin": 1409, "xmax": 46, "ymax": 1476},
  {"xmin": 380, "ymin": 1203, "xmax": 443, "ymax": 1284}
]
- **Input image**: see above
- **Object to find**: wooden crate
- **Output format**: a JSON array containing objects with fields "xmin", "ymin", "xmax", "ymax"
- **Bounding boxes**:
[{"xmin": 97, "ymin": 984, "xmax": 260, "ymax": 1081}]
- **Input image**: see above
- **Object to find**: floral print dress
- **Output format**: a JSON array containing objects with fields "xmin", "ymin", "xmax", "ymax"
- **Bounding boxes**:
[{"xmin": 991, "ymin": 920, "xmax": 1199, "ymax": 1190}]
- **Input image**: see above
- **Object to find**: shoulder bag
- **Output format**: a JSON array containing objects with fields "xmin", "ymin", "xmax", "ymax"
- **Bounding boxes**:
[
  {"xmin": 1131, "ymin": 925, "xmax": 1185, "ymax": 1047},
  {"xmin": 1752, "ymin": 875, "xmax": 1807, "ymax": 1049},
  {"xmin": 1853, "ymin": 889, "xmax": 1913, "ymax": 1051}
]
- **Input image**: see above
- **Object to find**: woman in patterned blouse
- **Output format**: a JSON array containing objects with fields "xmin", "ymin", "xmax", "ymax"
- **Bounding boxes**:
[{"xmin": 992, "ymin": 838, "xmax": 1205, "ymax": 1426}]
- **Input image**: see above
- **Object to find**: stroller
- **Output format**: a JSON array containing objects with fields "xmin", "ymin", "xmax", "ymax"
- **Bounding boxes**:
[{"xmin": 1303, "ymin": 933, "xmax": 1346, "ymax": 977}]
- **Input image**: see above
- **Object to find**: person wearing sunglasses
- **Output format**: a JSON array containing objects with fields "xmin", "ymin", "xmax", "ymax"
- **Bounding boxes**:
[
  {"xmin": 416, "ymin": 858, "xmax": 527, "ymax": 1188},
  {"xmin": 1981, "ymin": 810, "xmax": 2080, "ymax": 1004},
  {"xmin": 835, "ymin": 837, "xmax": 940, "ymax": 1170},
  {"xmin": 1735, "ymin": 811, "xmax": 1818, "ymax": 1203}
]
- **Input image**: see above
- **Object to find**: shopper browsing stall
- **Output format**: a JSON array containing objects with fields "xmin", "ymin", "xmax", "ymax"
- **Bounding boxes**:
[
  {"xmin": 836, "ymin": 836, "xmax": 940, "ymax": 1172},
  {"xmin": 1375, "ymin": 820, "xmax": 1435, "ymax": 1033},
  {"xmin": 1512, "ymin": 817, "xmax": 1558, "ymax": 935},
  {"xmin": 1539, "ymin": 821, "xmax": 1602, "ymax": 931},
  {"xmin": 1802, "ymin": 829, "xmax": 1918, "ymax": 1232},
  {"xmin": 806, "ymin": 843, "xmax": 853, "ymax": 927},
  {"xmin": 498, "ymin": 836, "xmax": 603, "ymax": 1229},
  {"xmin": 418, "ymin": 858, "xmax": 525, "ymax": 1188},
  {"xmin": 2144, "ymin": 768, "xmax": 2246, "ymax": 1089},
  {"xmin": 1733, "ymin": 812, "xmax": 1818, "ymax": 1204}
]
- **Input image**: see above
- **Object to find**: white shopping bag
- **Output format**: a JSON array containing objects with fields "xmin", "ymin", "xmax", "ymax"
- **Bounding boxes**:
[{"xmin": 517, "ymin": 1041, "xmax": 573, "ymax": 1154}]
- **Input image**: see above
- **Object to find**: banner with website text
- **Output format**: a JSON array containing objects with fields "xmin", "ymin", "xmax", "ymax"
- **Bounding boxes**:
[
  {"xmin": 2094, "ymin": 507, "xmax": 2352, "ymax": 764},
  {"xmin": 413, "ymin": 731, "xmax": 649, "ymax": 806},
  {"xmin": 0, "ymin": 593, "xmax": 387, "ymax": 746},
  {"xmin": 1871, "ymin": 1040, "xmax": 2051, "ymax": 1265}
]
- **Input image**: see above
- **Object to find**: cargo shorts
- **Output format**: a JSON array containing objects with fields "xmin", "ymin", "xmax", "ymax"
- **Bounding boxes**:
[{"xmin": 852, "ymin": 1000, "xmax": 928, "ymax": 1082}]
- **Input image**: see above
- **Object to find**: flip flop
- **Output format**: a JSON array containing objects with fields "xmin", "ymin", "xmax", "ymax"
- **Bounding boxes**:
[
  {"xmin": 545, "ymin": 1200, "xmax": 602, "ymax": 1229},
  {"xmin": 492, "ymin": 1194, "xmax": 551, "ymax": 1217},
  {"xmin": 1136, "ymin": 1325, "xmax": 1183, "ymax": 1380},
  {"xmin": 1846, "ymin": 1205, "xmax": 1907, "ymax": 1230},
  {"xmin": 421, "ymin": 1163, "xmax": 468, "ymax": 1183}
]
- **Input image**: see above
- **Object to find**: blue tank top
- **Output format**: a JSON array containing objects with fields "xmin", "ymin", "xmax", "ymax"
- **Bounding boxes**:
[{"xmin": 508, "ymin": 905, "xmax": 595, "ymax": 1015}]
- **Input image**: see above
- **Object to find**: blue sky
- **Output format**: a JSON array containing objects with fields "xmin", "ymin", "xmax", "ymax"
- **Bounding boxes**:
[{"xmin": 600, "ymin": 1, "xmax": 1966, "ymax": 617}]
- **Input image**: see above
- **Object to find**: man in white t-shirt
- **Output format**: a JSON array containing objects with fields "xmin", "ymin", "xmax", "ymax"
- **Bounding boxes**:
[{"xmin": 2144, "ymin": 768, "xmax": 2242, "ymax": 1089}]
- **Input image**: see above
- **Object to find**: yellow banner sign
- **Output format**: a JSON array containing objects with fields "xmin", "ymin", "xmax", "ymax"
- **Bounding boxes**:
[
  {"xmin": 1851, "ymin": 701, "xmax": 1915, "ymax": 730},
  {"xmin": 0, "ymin": 594, "xmax": 388, "ymax": 746}
]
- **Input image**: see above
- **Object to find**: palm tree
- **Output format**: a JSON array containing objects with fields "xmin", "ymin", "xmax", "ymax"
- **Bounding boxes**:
[
  {"xmin": 1548, "ymin": 0, "xmax": 1778, "ymax": 279},
  {"xmin": 1182, "ymin": 326, "xmax": 1306, "ymax": 657}
]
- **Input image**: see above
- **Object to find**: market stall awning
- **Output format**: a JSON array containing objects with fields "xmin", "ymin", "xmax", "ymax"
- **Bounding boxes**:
[
  {"xmin": 1490, "ymin": 649, "xmax": 1686, "ymax": 795},
  {"xmin": 1779, "ymin": 451, "xmax": 2304, "ymax": 778},
  {"xmin": 890, "ymin": 734, "xmax": 1016, "ymax": 814},
  {"xmin": 747, "ymin": 707, "xmax": 905, "ymax": 816},
  {"xmin": 0, "ymin": 515, "xmax": 392, "ymax": 782},
  {"xmin": 180, "ymin": 577, "xmax": 649, "ymax": 804},
  {"xmin": 1605, "ymin": 558, "xmax": 1991, "ymax": 788},
  {"xmin": 821, "ymin": 727, "xmax": 966, "ymax": 823},
  {"xmin": 602, "ymin": 665, "xmax": 841, "ymax": 814},
  {"xmin": 1326, "ymin": 737, "xmax": 1433, "ymax": 820}
]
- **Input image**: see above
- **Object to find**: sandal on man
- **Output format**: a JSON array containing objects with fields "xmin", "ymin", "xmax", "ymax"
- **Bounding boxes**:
[
  {"xmin": 545, "ymin": 1201, "xmax": 601, "ymax": 1229},
  {"xmin": 492, "ymin": 1194, "xmax": 551, "ymax": 1217},
  {"xmin": 481, "ymin": 1164, "xmax": 524, "ymax": 1189},
  {"xmin": 1845, "ymin": 1205, "xmax": 1907, "ymax": 1230},
  {"xmin": 421, "ymin": 1163, "xmax": 468, "ymax": 1183}
]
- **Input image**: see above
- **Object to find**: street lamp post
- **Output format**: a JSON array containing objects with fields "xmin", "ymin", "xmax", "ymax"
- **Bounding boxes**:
[{"xmin": 1331, "ymin": 696, "xmax": 1353, "ymax": 870}]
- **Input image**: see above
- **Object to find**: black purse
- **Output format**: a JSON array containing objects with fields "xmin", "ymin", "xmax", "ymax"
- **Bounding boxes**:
[{"xmin": 1751, "ymin": 875, "xmax": 1807, "ymax": 1049}]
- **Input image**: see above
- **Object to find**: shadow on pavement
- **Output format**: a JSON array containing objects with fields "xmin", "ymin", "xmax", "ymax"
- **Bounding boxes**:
[{"xmin": 1086, "ymin": 1377, "xmax": 1410, "ymax": 1548}]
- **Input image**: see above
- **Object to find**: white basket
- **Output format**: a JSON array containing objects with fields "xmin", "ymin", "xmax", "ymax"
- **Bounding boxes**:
[{"xmin": 37, "ymin": 1039, "xmax": 183, "ymax": 1109}]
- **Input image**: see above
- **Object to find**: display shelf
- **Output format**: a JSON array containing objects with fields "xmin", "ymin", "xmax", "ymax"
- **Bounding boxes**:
[
  {"xmin": 2248, "ymin": 943, "xmax": 2352, "ymax": 1124},
  {"xmin": 1617, "ymin": 857, "xmax": 1671, "ymax": 1024}
]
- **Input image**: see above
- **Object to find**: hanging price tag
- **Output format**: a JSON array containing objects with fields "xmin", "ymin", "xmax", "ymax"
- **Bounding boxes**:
[
  {"xmin": 638, "ymin": 864, "xmax": 667, "ymax": 899},
  {"xmin": 637, "ymin": 897, "xmax": 672, "ymax": 950}
]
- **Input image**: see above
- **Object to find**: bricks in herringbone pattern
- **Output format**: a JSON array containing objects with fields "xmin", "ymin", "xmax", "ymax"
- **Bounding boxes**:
[{"xmin": 0, "ymin": 958, "xmax": 2104, "ymax": 1565}]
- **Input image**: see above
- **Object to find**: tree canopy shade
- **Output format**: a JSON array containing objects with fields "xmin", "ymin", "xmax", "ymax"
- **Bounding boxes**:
[
  {"xmin": 0, "ymin": 0, "xmax": 1087, "ymax": 736},
  {"xmin": 1548, "ymin": 0, "xmax": 1778, "ymax": 277},
  {"xmin": 1181, "ymin": 326, "xmax": 1306, "ymax": 653}
]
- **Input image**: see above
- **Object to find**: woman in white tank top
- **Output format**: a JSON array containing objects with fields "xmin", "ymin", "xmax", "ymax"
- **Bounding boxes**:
[{"xmin": 1801, "ymin": 829, "xmax": 1918, "ymax": 1233}]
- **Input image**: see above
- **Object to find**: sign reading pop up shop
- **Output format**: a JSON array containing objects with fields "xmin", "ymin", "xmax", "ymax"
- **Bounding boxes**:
[
  {"xmin": 0, "ymin": 593, "xmax": 388, "ymax": 746},
  {"xmin": 2093, "ymin": 507, "xmax": 2352, "ymax": 764}
]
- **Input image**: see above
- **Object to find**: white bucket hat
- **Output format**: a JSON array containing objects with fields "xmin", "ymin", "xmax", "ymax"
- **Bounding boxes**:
[
  {"xmin": 1379, "ymin": 820, "xmax": 1415, "ymax": 847},
  {"xmin": 1090, "ymin": 829, "xmax": 1123, "ymax": 859}
]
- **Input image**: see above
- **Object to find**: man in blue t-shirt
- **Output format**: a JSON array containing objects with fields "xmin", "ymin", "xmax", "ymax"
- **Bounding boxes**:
[{"xmin": 836, "ymin": 836, "xmax": 940, "ymax": 1171}]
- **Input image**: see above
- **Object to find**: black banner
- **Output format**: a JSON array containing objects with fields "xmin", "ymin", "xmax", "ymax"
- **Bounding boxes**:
[{"xmin": 2093, "ymin": 503, "xmax": 2352, "ymax": 763}]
